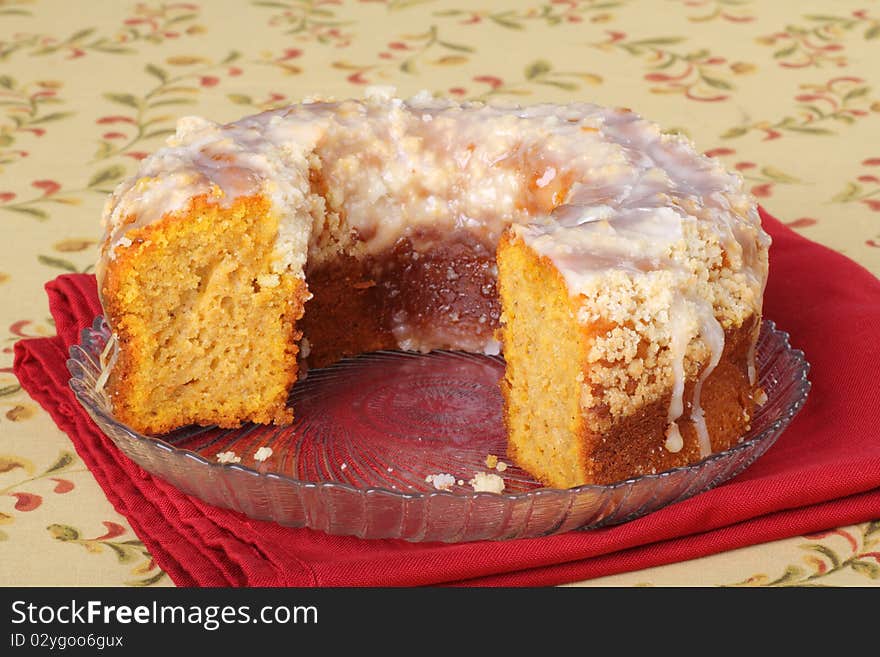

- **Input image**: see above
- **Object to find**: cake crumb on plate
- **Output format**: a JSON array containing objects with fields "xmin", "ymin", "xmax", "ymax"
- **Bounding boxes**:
[
  {"xmin": 485, "ymin": 453, "xmax": 509, "ymax": 472},
  {"xmin": 754, "ymin": 388, "xmax": 768, "ymax": 406},
  {"xmin": 425, "ymin": 473, "xmax": 456, "ymax": 491},
  {"xmin": 217, "ymin": 451, "xmax": 241, "ymax": 464},
  {"xmin": 469, "ymin": 472, "xmax": 505, "ymax": 494}
]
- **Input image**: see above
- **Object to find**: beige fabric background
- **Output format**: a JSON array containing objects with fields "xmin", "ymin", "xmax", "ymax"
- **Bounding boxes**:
[{"xmin": 1, "ymin": 0, "xmax": 878, "ymax": 586}]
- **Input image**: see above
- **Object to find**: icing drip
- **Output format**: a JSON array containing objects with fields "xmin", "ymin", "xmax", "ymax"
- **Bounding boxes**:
[
  {"xmin": 665, "ymin": 421, "xmax": 684, "ymax": 454},
  {"xmin": 690, "ymin": 303, "xmax": 725, "ymax": 457},
  {"xmin": 747, "ymin": 252, "xmax": 769, "ymax": 387},
  {"xmin": 95, "ymin": 333, "xmax": 119, "ymax": 394},
  {"xmin": 747, "ymin": 337, "xmax": 758, "ymax": 387},
  {"xmin": 664, "ymin": 295, "xmax": 692, "ymax": 453}
]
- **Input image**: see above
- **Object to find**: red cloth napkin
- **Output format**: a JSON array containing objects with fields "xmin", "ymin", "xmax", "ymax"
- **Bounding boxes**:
[{"xmin": 13, "ymin": 208, "xmax": 880, "ymax": 587}]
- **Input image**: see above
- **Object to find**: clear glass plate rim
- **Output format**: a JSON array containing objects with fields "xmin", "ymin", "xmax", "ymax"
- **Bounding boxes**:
[{"xmin": 67, "ymin": 316, "xmax": 811, "ymax": 502}]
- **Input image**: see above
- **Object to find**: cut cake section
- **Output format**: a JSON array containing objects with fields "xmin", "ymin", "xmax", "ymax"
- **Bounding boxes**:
[
  {"xmin": 101, "ymin": 194, "xmax": 308, "ymax": 435},
  {"xmin": 496, "ymin": 229, "xmax": 760, "ymax": 487}
]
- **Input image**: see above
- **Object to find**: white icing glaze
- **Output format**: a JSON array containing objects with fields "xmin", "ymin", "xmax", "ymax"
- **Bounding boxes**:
[
  {"xmin": 664, "ymin": 295, "xmax": 693, "ymax": 453},
  {"xmin": 691, "ymin": 301, "xmax": 725, "ymax": 457},
  {"xmin": 747, "ymin": 338, "xmax": 758, "ymax": 387},
  {"xmin": 747, "ymin": 261, "xmax": 768, "ymax": 387}
]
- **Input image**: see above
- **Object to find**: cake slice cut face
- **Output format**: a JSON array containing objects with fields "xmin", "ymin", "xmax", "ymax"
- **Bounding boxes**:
[
  {"xmin": 97, "ymin": 90, "xmax": 770, "ymax": 487},
  {"xmin": 100, "ymin": 194, "xmax": 306, "ymax": 434}
]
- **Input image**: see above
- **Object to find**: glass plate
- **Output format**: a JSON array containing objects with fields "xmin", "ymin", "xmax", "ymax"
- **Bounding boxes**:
[{"xmin": 68, "ymin": 318, "xmax": 809, "ymax": 542}]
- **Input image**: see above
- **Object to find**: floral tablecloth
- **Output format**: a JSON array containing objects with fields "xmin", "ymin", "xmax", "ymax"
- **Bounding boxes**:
[{"xmin": 1, "ymin": 0, "xmax": 878, "ymax": 587}]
